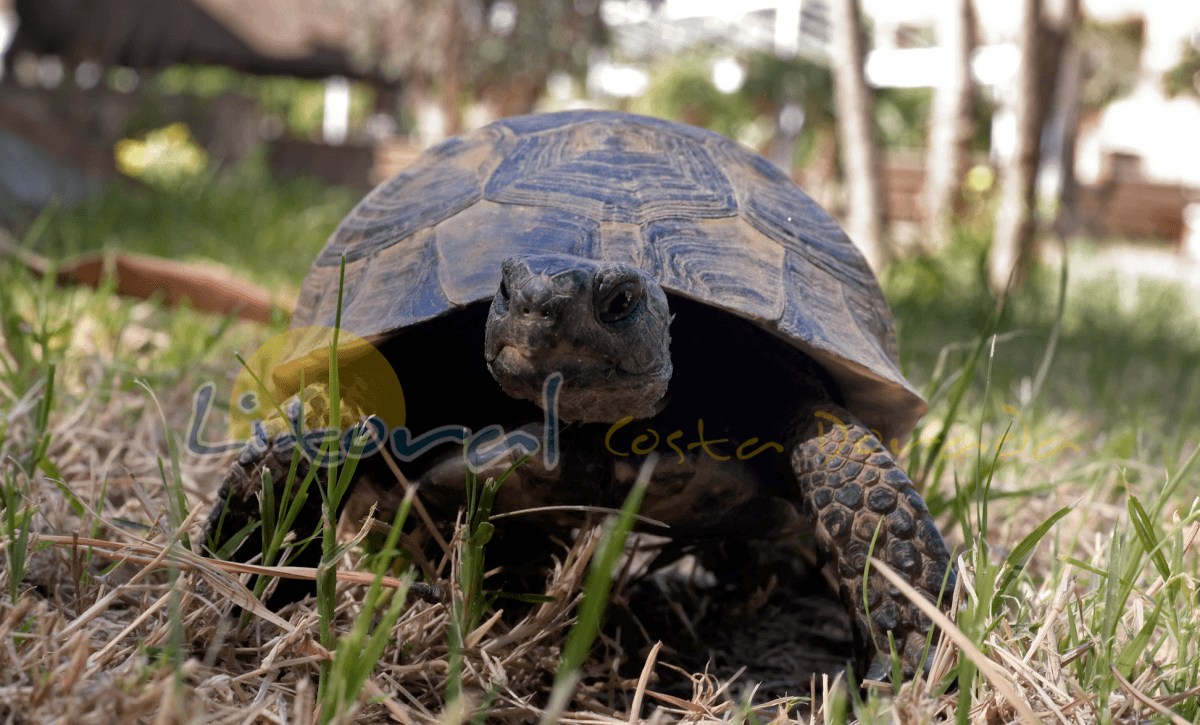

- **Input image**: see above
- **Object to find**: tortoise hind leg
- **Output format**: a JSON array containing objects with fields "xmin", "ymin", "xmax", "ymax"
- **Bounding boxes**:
[
  {"xmin": 204, "ymin": 418, "xmax": 330, "ymax": 606},
  {"xmin": 206, "ymin": 421, "xmax": 309, "ymax": 556},
  {"xmin": 788, "ymin": 403, "xmax": 955, "ymax": 680}
]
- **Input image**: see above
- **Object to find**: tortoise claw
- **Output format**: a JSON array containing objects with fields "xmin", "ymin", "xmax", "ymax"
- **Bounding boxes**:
[{"xmin": 864, "ymin": 655, "xmax": 890, "ymax": 684}]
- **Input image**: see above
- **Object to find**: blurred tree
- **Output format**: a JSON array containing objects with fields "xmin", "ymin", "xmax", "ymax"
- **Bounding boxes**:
[
  {"xmin": 632, "ymin": 50, "xmax": 757, "ymax": 139},
  {"xmin": 471, "ymin": 0, "xmax": 606, "ymax": 118},
  {"xmin": 830, "ymin": 0, "xmax": 888, "ymax": 271},
  {"xmin": 1046, "ymin": 36, "xmax": 1084, "ymax": 238},
  {"xmin": 335, "ymin": 0, "xmax": 468, "ymax": 139},
  {"xmin": 874, "ymin": 87, "xmax": 934, "ymax": 147},
  {"xmin": 740, "ymin": 52, "xmax": 837, "ymax": 163},
  {"xmin": 1052, "ymin": 18, "xmax": 1142, "ymax": 237},
  {"xmin": 633, "ymin": 49, "xmax": 836, "ymax": 160},
  {"xmin": 988, "ymin": 0, "xmax": 1079, "ymax": 294},
  {"xmin": 1076, "ymin": 18, "xmax": 1143, "ymax": 109},
  {"xmin": 923, "ymin": 0, "xmax": 977, "ymax": 250},
  {"xmin": 341, "ymin": 0, "xmax": 605, "ymax": 141},
  {"xmin": 1164, "ymin": 38, "xmax": 1200, "ymax": 98}
]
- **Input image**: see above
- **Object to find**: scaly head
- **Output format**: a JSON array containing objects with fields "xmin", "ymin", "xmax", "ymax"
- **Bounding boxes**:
[{"xmin": 484, "ymin": 255, "xmax": 672, "ymax": 423}]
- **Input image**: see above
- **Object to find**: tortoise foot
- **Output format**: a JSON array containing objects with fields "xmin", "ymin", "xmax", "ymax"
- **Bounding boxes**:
[
  {"xmin": 790, "ymin": 404, "xmax": 955, "ymax": 679},
  {"xmin": 205, "ymin": 391, "xmax": 330, "ymax": 577}
]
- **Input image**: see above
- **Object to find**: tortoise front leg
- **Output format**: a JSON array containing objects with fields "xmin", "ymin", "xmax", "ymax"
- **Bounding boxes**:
[
  {"xmin": 789, "ymin": 403, "xmax": 955, "ymax": 679},
  {"xmin": 414, "ymin": 422, "xmax": 803, "ymax": 539}
]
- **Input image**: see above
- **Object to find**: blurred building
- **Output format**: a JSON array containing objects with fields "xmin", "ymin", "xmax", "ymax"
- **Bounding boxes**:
[
  {"xmin": 4, "ymin": 0, "xmax": 395, "ymax": 81},
  {"xmin": 0, "ymin": 0, "xmax": 423, "ymax": 217},
  {"xmin": 0, "ymin": 0, "xmax": 613, "ymax": 210},
  {"xmin": 3, "ymin": 0, "xmax": 1197, "ymax": 244}
]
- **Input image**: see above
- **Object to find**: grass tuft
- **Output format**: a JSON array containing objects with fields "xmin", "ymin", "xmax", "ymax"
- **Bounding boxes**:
[{"xmin": 3, "ymin": 178, "xmax": 1200, "ymax": 723}]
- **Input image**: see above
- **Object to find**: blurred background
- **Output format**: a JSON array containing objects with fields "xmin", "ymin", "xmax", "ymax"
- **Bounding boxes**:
[
  {"xmin": 0, "ymin": 0, "xmax": 1198, "ymax": 299},
  {"xmin": 5, "ymin": 3, "xmax": 1200, "ymax": 715}
]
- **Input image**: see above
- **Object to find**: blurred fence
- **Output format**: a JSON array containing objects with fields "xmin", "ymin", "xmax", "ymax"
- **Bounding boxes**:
[{"xmin": 871, "ymin": 152, "xmax": 1193, "ymax": 245}]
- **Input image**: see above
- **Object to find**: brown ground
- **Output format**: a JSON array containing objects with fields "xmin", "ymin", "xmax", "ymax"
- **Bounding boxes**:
[{"xmin": 0, "ymin": 366, "xmax": 882, "ymax": 724}]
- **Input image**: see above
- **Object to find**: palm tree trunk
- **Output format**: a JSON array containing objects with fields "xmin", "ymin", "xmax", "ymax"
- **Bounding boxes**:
[
  {"xmin": 830, "ymin": 0, "xmax": 888, "ymax": 272},
  {"xmin": 441, "ymin": 0, "xmax": 466, "ymax": 137},
  {"xmin": 988, "ymin": 0, "xmax": 1042, "ymax": 294},
  {"xmin": 1052, "ymin": 43, "xmax": 1085, "ymax": 238},
  {"xmin": 988, "ymin": 0, "xmax": 1079, "ymax": 293},
  {"xmin": 924, "ymin": 0, "xmax": 977, "ymax": 250}
]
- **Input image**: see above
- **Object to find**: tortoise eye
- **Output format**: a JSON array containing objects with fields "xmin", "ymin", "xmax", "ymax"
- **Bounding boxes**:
[
  {"xmin": 498, "ymin": 279, "xmax": 510, "ymax": 303},
  {"xmin": 600, "ymin": 284, "xmax": 639, "ymax": 323}
]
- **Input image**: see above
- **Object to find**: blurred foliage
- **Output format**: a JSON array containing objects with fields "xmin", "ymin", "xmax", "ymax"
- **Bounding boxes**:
[
  {"xmin": 631, "ymin": 50, "xmax": 769, "ymax": 143},
  {"xmin": 634, "ymin": 50, "xmax": 840, "ymax": 169},
  {"xmin": 27, "ymin": 150, "xmax": 358, "ymax": 290},
  {"xmin": 324, "ymin": 0, "xmax": 605, "ymax": 121},
  {"xmin": 632, "ymin": 47, "xmax": 994, "ymax": 177},
  {"xmin": 1164, "ymin": 39, "xmax": 1200, "ymax": 98},
  {"xmin": 874, "ymin": 88, "xmax": 931, "ymax": 148},
  {"xmin": 875, "ymin": 85, "xmax": 991, "ymax": 153},
  {"xmin": 115, "ymin": 123, "xmax": 209, "ymax": 185},
  {"xmin": 334, "ymin": 0, "xmax": 604, "ymax": 81},
  {"xmin": 969, "ymin": 87, "xmax": 996, "ymax": 152},
  {"xmin": 883, "ymin": 222, "xmax": 1200, "ymax": 458},
  {"xmin": 470, "ymin": 0, "xmax": 606, "ymax": 94},
  {"xmin": 1077, "ymin": 17, "xmax": 1145, "ymax": 111},
  {"xmin": 133, "ymin": 65, "xmax": 376, "ymax": 141}
]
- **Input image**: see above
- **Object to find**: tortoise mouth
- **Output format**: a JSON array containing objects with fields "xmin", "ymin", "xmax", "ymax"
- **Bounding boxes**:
[
  {"xmin": 492, "ymin": 345, "xmax": 538, "ymax": 378},
  {"xmin": 489, "ymin": 344, "xmax": 665, "ymax": 423},
  {"xmin": 490, "ymin": 343, "xmax": 620, "ymax": 394}
]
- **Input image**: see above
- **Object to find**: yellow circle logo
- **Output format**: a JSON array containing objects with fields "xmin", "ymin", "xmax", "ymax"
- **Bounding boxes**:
[{"xmin": 228, "ymin": 326, "xmax": 405, "ymax": 442}]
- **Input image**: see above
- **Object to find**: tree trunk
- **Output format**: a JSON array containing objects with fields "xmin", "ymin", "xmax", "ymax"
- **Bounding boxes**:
[
  {"xmin": 1052, "ymin": 43, "xmax": 1085, "ymax": 238},
  {"xmin": 923, "ymin": 0, "xmax": 977, "ymax": 250},
  {"xmin": 1040, "ymin": 0, "xmax": 1085, "ymax": 239},
  {"xmin": 988, "ymin": 0, "xmax": 1042, "ymax": 294},
  {"xmin": 441, "ymin": 0, "xmax": 466, "ymax": 137},
  {"xmin": 988, "ymin": 0, "xmax": 1079, "ymax": 294},
  {"xmin": 830, "ymin": 0, "xmax": 888, "ymax": 272}
]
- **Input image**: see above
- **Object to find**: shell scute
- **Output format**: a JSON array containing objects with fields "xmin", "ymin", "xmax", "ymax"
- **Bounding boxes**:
[
  {"xmin": 484, "ymin": 120, "xmax": 737, "ymax": 225},
  {"xmin": 312, "ymin": 125, "xmax": 508, "ymax": 269},
  {"xmin": 641, "ymin": 216, "xmax": 784, "ymax": 322},
  {"xmin": 434, "ymin": 202, "xmax": 600, "ymax": 305}
]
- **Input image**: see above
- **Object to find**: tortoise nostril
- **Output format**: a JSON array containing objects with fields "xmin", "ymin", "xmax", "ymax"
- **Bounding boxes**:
[{"xmin": 521, "ymin": 307, "xmax": 531, "ymax": 315}]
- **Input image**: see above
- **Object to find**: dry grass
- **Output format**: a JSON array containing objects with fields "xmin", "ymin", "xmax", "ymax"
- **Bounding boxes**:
[
  {"xmin": 3, "ymin": 257, "xmax": 1200, "ymax": 724},
  {"xmin": 2, "ymin": 358, "xmax": 1197, "ymax": 725},
  {"xmin": 0, "ymin": 368, "xmax": 833, "ymax": 724}
]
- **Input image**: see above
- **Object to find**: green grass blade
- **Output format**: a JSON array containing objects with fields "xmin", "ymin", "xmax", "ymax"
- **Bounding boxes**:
[
  {"xmin": 1154, "ymin": 439, "xmax": 1200, "ymax": 520},
  {"xmin": 319, "ymin": 496, "xmax": 414, "ymax": 724},
  {"xmin": 7, "ymin": 505, "xmax": 33, "ymax": 604},
  {"xmin": 1025, "ymin": 253, "xmax": 1068, "ymax": 407},
  {"xmin": 50, "ymin": 478, "xmax": 87, "ymax": 517},
  {"xmin": 915, "ymin": 310, "xmax": 1004, "ymax": 492},
  {"xmin": 994, "ymin": 505, "xmax": 1073, "ymax": 611},
  {"xmin": 1127, "ymin": 495, "xmax": 1171, "ymax": 584},
  {"xmin": 541, "ymin": 454, "xmax": 655, "ymax": 725},
  {"xmin": 1114, "ymin": 601, "xmax": 1161, "ymax": 679}
]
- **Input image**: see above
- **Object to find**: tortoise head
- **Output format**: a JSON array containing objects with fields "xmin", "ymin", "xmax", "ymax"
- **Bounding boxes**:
[{"xmin": 484, "ymin": 255, "xmax": 672, "ymax": 423}]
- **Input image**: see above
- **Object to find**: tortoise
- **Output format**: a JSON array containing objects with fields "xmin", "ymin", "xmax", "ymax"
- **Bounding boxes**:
[{"xmin": 207, "ymin": 109, "xmax": 954, "ymax": 681}]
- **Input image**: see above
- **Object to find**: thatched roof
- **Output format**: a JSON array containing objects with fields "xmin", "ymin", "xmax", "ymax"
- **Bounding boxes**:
[{"xmin": 8, "ymin": 0, "xmax": 399, "ymax": 81}]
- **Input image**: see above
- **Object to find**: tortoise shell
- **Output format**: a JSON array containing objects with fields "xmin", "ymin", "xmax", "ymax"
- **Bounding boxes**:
[{"xmin": 287, "ymin": 111, "xmax": 925, "ymax": 443}]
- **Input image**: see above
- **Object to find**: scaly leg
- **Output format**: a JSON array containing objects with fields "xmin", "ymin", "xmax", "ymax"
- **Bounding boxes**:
[{"xmin": 789, "ymin": 403, "xmax": 955, "ymax": 679}]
